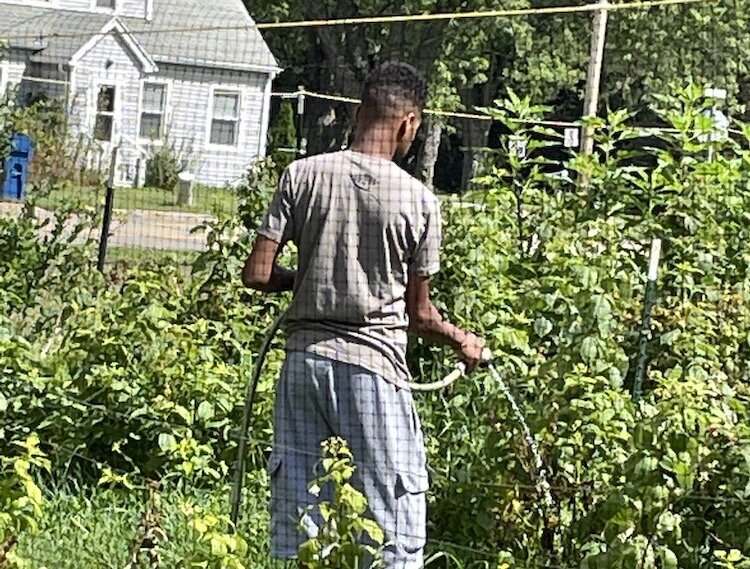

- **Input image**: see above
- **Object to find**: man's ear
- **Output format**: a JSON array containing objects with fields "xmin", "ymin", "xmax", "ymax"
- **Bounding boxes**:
[
  {"xmin": 406, "ymin": 112, "xmax": 420, "ymax": 139},
  {"xmin": 396, "ymin": 117, "xmax": 409, "ymax": 141}
]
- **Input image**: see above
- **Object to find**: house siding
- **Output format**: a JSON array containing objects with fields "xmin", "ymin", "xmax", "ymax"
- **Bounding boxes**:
[
  {"xmin": 58, "ymin": 0, "xmax": 95, "ymax": 12},
  {"xmin": 1, "ymin": 50, "xmax": 27, "ymax": 95},
  {"xmin": 158, "ymin": 64, "xmax": 269, "ymax": 187},
  {"xmin": 1, "ymin": 1, "xmax": 275, "ymax": 188},
  {"xmin": 69, "ymin": 32, "xmax": 145, "ymax": 183},
  {"xmin": 1, "ymin": 51, "xmax": 67, "ymax": 104},
  {"xmin": 119, "ymin": 0, "xmax": 147, "ymax": 18}
]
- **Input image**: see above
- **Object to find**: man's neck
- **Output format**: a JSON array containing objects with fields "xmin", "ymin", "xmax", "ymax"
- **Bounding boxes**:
[{"xmin": 349, "ymin": 126, "xmax": 398, "ymax": 161}]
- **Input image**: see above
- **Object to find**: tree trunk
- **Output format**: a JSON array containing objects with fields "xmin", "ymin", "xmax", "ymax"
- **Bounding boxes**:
[
  {"xmin": 460, "ymin": 117, "xmax": 491, "ymax": 192},
  {"xmin": 418, "ymin": 119, "xmax": 442, "ymax": 189},
  {"xmin": 301, "ymin": 4, "xmax": 366, "ymax": 157}
]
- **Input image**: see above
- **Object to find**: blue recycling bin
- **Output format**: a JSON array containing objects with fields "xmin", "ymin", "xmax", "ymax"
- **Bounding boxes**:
[{"xmin": 2, "ymin": 133, "xmax": 34, "ymax": 200}]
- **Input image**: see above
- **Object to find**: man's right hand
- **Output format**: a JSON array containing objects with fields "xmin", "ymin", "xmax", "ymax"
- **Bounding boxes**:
[{"xmin": 458, "ymin": 332, "xmax": 486, "ymax": 372}]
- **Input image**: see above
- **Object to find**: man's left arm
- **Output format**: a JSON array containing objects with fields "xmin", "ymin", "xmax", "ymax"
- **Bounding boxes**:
[{"xmin": 242, "ymin": 235, "xmax": 296, "ymax": 293}]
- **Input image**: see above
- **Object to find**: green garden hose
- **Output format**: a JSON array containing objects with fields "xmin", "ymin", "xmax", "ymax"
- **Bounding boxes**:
[{"xmin": 229, "ymin": 310, "xmax": 286, "ymax": 530}]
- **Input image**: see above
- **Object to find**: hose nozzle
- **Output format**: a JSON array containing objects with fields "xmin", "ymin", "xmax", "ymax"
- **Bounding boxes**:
[{"xmin": 481, "ymin": 347, "xmax": 494, "ymax": 364}]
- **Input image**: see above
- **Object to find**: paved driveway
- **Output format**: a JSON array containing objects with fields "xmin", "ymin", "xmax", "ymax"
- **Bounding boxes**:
[{"xmin": 0, "ymin": 201, "xmax": 212, "ymax": 251}]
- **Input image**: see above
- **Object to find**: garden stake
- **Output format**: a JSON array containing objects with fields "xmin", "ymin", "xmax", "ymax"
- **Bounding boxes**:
[{"xmin": 632, "ymin": 238, "xmax": 662, "ymax": 403}]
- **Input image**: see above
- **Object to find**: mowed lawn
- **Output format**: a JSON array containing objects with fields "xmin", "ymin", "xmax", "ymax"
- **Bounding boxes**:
[
  {"xmin": 106, "ymin": 246, "xmax": 201, "ymax": 267},
  {"xmin": 36, "ymin": 185, "xmax": 237, "ymax": 215}
]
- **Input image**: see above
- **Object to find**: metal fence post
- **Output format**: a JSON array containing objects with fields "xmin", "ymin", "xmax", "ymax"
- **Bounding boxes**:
[
  {"xmin": 632, "ymin": 238, "xmax": 662, "ymax": 403},
  {"xmin": 97, "ymin": 144, "xmax": 120, "ymax": 272}
]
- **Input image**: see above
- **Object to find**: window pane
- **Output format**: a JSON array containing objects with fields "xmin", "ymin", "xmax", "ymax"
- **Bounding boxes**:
[
  {"xmin": 97, "ymin": 86, "xmax": 115, "ymax": 112},
  {"xmin": 213, "ymin": 92, "xmax": 238, "ymax": 118},
  {"xmin": 139, "ymin": 113, "xmax": 162, "ymax": 139},
  {"xmin": 143, "ymin": 83, "xmax": 165, "ymax": 112},
  {"xmin": 95, "ymin": 115, "xmax": 113, "ymax": 141},
  {"xmin": 210, "ymin": 120, "xmax": 237, "ymax": 145},
  {"xmin": 96, "ymin": 0, "xmax": 116, "ymax": 8}
]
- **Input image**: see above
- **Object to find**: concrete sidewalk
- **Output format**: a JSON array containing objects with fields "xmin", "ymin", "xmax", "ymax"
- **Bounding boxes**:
[{"xmin": 0, "ymin": 201, "xmax": 212, "ymax": 251}]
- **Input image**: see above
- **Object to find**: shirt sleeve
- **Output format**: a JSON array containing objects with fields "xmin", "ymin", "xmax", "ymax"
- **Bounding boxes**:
[
  {"xmin": 412, "ymin": 192, "xmax": 442, "ymax": 277},
  {"xmin": 256, "ymin": 167, "xmax": 294, "ymax": 244}
]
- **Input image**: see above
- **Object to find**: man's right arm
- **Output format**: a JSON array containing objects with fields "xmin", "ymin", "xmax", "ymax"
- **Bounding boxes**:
[
  {"xmin": 406, "ymin": 271, "xmax": 485, "ymax": 371},
  {"xmin": 242, "ymin": 235, "xmax": 296, "ymax": 293}
]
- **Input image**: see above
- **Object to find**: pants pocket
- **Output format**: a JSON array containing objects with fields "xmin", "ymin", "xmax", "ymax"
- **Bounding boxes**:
[
  {"xmin": 267, "ymin": 453, "xmax": 285, "ymax": 529},
  {"xmin": 394, "ymin": 469, "xmax": 429, "ymax": 553},
  {"xmin": 267, "ymin": 453, "xmax": 283, "ymax": 478},
  {"xmin": 268, "ymin": 452, "xmax": 320, "ymax": 545}
]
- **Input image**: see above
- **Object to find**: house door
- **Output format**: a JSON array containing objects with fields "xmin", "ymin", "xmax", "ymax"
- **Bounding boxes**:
[{"xmin": 91, "ymin": 82, "xmax": 121, "ymax": 175}]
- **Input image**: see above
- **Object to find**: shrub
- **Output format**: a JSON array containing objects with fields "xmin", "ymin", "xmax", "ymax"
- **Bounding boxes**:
[
  {"xmin": 144, "ymin": 143, "xmax": 184, "ymax": 190},
  {"xmin": 3, "ymin": 98, "xmax": 104, "ymax": 188},
  {"xmin": 268, "ymin": 101, "xmax": 297, "ymax": 175}
]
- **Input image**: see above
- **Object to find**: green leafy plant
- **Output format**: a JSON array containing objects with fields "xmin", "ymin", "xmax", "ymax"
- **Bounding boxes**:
[
  {"xmin": 3, "ymin": 84, "xmax": 750, "ymax": 569},
  {"xmin": 0, "ymin": 435, "xmax": 50, "ymax": 567},
  {"xmin": 144, "ymin": 140, "xmax": 194, "ymax": 191},
  {"xmin": 298, "ymin": 437, "xmax": 384, "ymax": 569},
  {"xmin": 234, "ymin": 156, "xmax": 279, "ymax": 232},
  {"xmin": 181, "ymin": 504, "xmax": 248, "ymax": 569}
]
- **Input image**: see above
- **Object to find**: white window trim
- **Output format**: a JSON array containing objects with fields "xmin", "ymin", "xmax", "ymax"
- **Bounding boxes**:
[
  {"xmin": 258, "ymin": 73, "xmax": 275, "ymax": 157},
  {"xmin": 137, "ymin": 78, "xmax": 171, "ymax": 145},
  {"xmin": 206, "ymin": 85, "xmax": 243, "ymax": 150},
  {"xmin": 90, "ymin": 79, "xmax": 120, "ymax": 143},
  {"xmin": 0, "ymin": 60, "xmax": 9, "ymax": 97}
]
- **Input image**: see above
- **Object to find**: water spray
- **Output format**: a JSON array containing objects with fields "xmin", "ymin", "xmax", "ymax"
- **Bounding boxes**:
[{"xmin": 412, "ymin": 351, "xmax": 555, "ymax": 518}]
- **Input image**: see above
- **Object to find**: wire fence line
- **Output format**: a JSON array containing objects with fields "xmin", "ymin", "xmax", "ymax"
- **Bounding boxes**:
[
  {"xmin": 276, "ymin": 88, "xmax": 748, "ymax": 134},
  {"xmin": 2, "ymin": 2, "xmax": 747, "ymax": 567},
  {"xmin": 0, "ymin": 0, "xmax": 711, "ymax": 41}
]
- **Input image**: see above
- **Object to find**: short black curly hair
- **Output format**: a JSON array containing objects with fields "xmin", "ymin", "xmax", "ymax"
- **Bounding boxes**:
[{"xmin": 361, "ymin": 61, "xmax": 428, "ymax": 118}]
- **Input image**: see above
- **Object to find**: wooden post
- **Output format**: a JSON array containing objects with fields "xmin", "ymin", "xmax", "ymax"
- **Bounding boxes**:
[
  {"xmin": 579, "ymin": 0, "xmax": 610, "ymax": 156},
  {"xmin": 296, "ymin": 85, "xmax": 306, "ymax": 158}
]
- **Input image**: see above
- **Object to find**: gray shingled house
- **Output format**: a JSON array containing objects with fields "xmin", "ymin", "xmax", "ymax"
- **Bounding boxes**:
[{"xmin": 0, "ymin": 0, "xmax": 280, "ymax": 187}]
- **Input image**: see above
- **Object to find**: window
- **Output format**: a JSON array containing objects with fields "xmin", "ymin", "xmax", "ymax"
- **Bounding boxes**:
[
  {"xmin": 96, "ymin": 0, "xmax": 116, "ymax": 9},
  {"xmin": 210, "ymin": 90, "xmax": 240, "ymax": 146},
  {"xmin": 139, "ymin": 82, "xmax": 166, "ymax": 140},
  {"xmin": 94, "ymin": 85, "xmax": 115, "ymax": 142}
]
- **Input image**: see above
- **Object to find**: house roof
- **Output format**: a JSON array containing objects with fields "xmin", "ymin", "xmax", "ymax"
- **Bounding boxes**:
[{"xmin": 0, "ymin": 0, "xmax": 280, "ymax": 73}]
